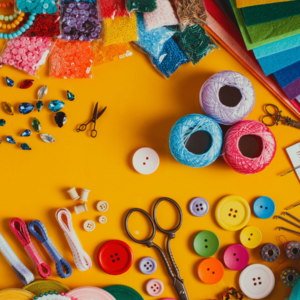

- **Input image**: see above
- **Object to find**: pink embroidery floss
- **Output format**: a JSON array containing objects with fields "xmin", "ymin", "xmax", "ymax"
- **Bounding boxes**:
[
  {"xmin": 200, "ymin": 71, "xmax": 255, "ymax": 125},
  {"xmin": 223, "ymin": 120, "xmax": 276, "ymax": 174}
]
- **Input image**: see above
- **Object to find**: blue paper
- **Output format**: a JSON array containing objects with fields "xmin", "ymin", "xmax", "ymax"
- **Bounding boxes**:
[
  {"xmin": 273, "ymin": 61, "xmax": 300, "ymax": 88},
  {"xmin": 257, "ymin": 46, "xmax": 300, "ymax": 76},
  {"xmin": 253, "ymin": 34, "xmax": 300, "ymax": 59}
]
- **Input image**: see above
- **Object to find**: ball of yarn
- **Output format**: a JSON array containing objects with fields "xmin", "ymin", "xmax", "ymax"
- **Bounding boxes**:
[
  {"xmin": 223, "ymin": 120, "xmax": 276, "ymax": 174},
  {"xmin": 200, "ymin": 71, "xmax": 255, "ymax": 125},
  {"xmin": 169, "ymin": 114, "xmax": 223, "ymax": 168}
]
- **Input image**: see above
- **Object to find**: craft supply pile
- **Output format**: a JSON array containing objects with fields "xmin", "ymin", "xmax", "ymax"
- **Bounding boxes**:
[{"xmin": 0, "ymin": 0, "xmax": 218, "ymax": 78}]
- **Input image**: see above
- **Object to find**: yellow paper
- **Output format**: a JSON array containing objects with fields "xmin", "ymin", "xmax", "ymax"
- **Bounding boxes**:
[{"xmin": 237, "ymin": 0, "xmax": 294, "ymax": 8}]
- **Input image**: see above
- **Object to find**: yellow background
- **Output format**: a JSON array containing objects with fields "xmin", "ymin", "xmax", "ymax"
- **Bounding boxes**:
[{"xmin": 0, "ymin": 36, "xmax": 299, "ymax": 300}]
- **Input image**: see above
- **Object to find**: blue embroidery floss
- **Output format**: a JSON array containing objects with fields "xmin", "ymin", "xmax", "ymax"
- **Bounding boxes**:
[{"xmin": 169, "ymin": 114, "xmax": 223, "ymax": 167}]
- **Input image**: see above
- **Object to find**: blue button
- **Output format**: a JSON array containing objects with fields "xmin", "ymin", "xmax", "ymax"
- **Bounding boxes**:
[{"xmin": 253, "ymin": 196, "xmax": 275, "ymax": 219}]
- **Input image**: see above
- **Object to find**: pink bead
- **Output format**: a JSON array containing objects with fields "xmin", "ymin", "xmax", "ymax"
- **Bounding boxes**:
[
  {"xmin": 8, "ymin": 59, "xmax": 14, "ymax": 65},
  {"xmin": 3, "ymin": 59, "xmax": 7, "ymax": 64},
  {"xmin": 22, "ymin": 55, "xmax": 27, "ymax": 61},
  {"xmin": 14, "ymin": 40, "xmax": 20, "ymax": 47},
  {"xmin": 18, "ymin": 48, "xmax": 24, "ymax": 55},
  {"xmin": 23, "ymin": 66, "xmax": 29, "ymax": 72},
  {"xmin": 28, "ymin": 45, "xmax": 34, "ymax": 52},
  {"xmin": 61, "ymin": 293, "xmax": 65, "ymax": 296},
  {"xmin": 12, "ymin": 49, "xmax": 18, "ymax": 55},
  {"xmin": 15, "ymin": 55, "xmax": 21, "ymax": 61}
]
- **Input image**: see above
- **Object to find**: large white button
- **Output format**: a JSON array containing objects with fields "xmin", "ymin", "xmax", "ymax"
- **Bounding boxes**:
[
  {"xmin": 132, "ymin": 148, "xmax": 159, "ymax": 175},
  {"xmin": 97, "ymin": 201, "xmax": 109, "ymax": 212},
  {"xmin": 83, "ymin": 220, "xmax": 95, "ymax": 232},
  {"xmin": 239, "ymin": 264, "xmax": 275, "ymax": 299}
]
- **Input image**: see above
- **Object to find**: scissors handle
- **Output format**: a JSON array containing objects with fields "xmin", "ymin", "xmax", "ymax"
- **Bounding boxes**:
[
  {"xmin": 91, "ymin": 129, "xmax": 97, "ymax": 138},
  {"xmin": 284, "ymin": 117, "xmax": 300, "ymax": 129},
  {"xmin": 76, "ymin": 124, "xmax": 87, "ymax": 132},
  {"xmin": 173, "ymin": 277, "xmax": 190, "ymax": 300}
]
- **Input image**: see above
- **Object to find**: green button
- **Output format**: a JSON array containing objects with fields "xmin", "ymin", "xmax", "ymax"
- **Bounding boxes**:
[
  {"xmin": 103, "ymin": 285, "xmax": 144, "ymax": 300},
  {"xmin": 193, "ymin": 231, "xmax": 220, "ymax": 257}
]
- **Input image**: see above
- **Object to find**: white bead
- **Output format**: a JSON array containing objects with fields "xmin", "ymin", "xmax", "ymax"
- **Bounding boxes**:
[
  {"xmin": 67, "ymin": 187, "xmax": 80, "ymax": 201},
  {"xmin": 83, "ymin": 220, "xmax": 95, "ymax": 232},
  {"xmin": 80, "ymin": 188, "xmax": 90, "ymax": 202},
  {"xmin": 99, "ymin": 216, "xmax": 107, "ymax": 224},
  {"xmin": 96, "ymin": 201, "xmax": 109, "ymax": 213},
  {"xmin": 74, "ymin": 203, "xmax": 88, "ymax": 215}
]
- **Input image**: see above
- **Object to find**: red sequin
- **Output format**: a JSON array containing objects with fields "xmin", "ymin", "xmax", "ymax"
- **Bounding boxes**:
[
  {"xmin": 98, "ymin": 0, "xmax": 129, "ymax": 19},
  {"xmin": 22, "ymin": 13, "xmax": 60, "ymax": 37}
]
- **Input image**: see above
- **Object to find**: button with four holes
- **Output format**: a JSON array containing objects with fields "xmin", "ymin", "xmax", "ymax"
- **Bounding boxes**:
[
  {"xmin": 193, "ymin": 231, "xmax": 219, "ymax": 257},
  {"xmin": 145, "ymin": 279, "xmax": 164, "ymax": 296},
  {"xmin": 223, "ymin": 244, "xmax": 249, "ymax": 270},
  {"xmin": 240, "ymin": 226, "xmax": 262, "ymax": 249},
  {"xmin": 239, "ymin": 264, "xmax": 275, "ymax": 299},
  {"xmin": 253, "ymin": 196, "xmax": 275, "ymax": 219},
  {"xmin": 197, "ymin": 258, "xmax": 224, "ymax": 284},
  {"xmin": 132, "ymin": 147, "xmax": 159, "ymax": 175},
  {"xmin": 215, "ymin": 195, "xmax": 251, "ymax": 231},
  {"xmin": 99, "ymin": 216, "xmax": 107, "ymax": 224},
  {"xmin": 97, "ymin": 240, "xmax": 133, "ymax": 275},
  {"xmin": 83, "ymin": 220, "xmax": 96, "ymax": 232},
  {"xmin": 189, "ymin": 197, "xmax": 209, "ymax": 217},
  {"xmin": 97, "ymin": 201, "xmax": 109, "ymax": 212},
  {"xmin": 139, "ymin": 257, "xmax": 157, "ymax": 275}
]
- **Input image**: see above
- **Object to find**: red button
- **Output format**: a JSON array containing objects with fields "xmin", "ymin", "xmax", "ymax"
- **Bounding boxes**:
[{"xmin": 97, "ymin": 240, "xmax": 133, "ymax": 275}]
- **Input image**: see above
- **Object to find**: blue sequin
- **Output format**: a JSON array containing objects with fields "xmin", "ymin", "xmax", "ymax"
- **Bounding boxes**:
[
  {"xmin": 19, "ymin": 103, "xmax": 35, "ymax": 114},
  {"xmin": 149, "ymin": 38, "xmax": 189, "ymax": 78},
  {"xmin": 136, "ymin": 13, "xmax": 174, "ymax": 59},
  {"xmin": 49, "ymin": 100, "xmax": 65, "ymax": 112}
]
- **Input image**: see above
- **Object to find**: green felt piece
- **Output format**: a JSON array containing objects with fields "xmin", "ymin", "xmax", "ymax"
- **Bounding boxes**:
[
  {"xmin": 229, "ymin": 0, "xmax": 300, "ymax": 50},
  {"xmin": 242, "ymin": 0, "xmax": 300, "ymax": 26}
]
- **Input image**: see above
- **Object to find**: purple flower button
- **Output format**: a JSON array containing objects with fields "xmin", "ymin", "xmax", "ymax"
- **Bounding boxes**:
[
  {"xmin": 189, "ymin": 197, "xmax": 209, "ymax": 217},
  {"xmin": 139, "ymin": 257, "xmax": 157, "ymax": 275}
]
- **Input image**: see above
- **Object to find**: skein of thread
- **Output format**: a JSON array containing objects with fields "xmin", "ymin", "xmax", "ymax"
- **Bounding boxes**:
[
  {"xmin": 200, "ymin": 71, "xmax": 255, "ymax": 125},
  {"xmin": 169, "ymin": 114, "xmax": 223, "ymax": 168},
  {"xmin": 222, "ymin": 120, "xmax": 276, "ymax": 174}
]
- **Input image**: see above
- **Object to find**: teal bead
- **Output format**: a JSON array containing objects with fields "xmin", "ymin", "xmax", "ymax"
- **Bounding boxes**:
[
  {"xmin": 39, "ymin": 294, "xmax": 43, "ymax": 297},
  {"xmin": 0, "ymin": 15, "xmax": 4, "ymax": 20},
  {"xmin": 8, "ymin": 34, "xmax": 13, "ymax": 39},
  {"xmin": 27, "ymin": 20, "xmax": 33, "ymax": 25},
  {"xmin": 3, "ymin": 34, "xmax": 8, "ymax": 39},
  {"xmin": 20, "ymin": 28, "xmax": 25, "ymax": 33},
  {"xmin": 34, "ymin": 297, "xmax": 38, "ymax": 300},
  {"xmin": 4, "ymin": 16, "xmax": 8, "ymax": 21},
  {"xmin": 0, "ymin": 33, "xmax": 3, "ymax": 38},
  {"xmin": 49, "ymin": 292, "xmax": 52, "ymax": 295},
  {"xmin": 24, "ymin": 24, "xmax": 29, "ymax": 29},
  {"xmin": 29, "ymin": 15, "xmax": 35, "ymax": 20},
  {"xmin": 44, "ymin": 292, "xmax": 48, "ymax": 296},
  {"xmin": 54, "ymin": 291, "xmax": 58, "ymax": 294},
  {"xmin": 12, "ymin": 33, "xmax": 17, "ymax": 38}
]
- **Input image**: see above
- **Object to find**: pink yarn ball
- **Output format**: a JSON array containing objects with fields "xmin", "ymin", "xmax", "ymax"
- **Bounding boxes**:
[{"xmin": 223, "ymin": 120, "xmax": 276, "ymax": 174}]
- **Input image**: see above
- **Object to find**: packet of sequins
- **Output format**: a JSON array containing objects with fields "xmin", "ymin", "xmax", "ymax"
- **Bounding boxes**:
[
  {"xmin": 125, "ymin": 0, "xmax": 157, "ymax": 13},
  {"xmin": 0, "ymin": 36, "xmax": 55, "ymax": 77},
  {"xmin": 60, "ymin": 0, "xmax": 101, "ymax": 41},
  {"xmin": 15, "ymin": 0, "xmax": 59, "ymax": 14}
]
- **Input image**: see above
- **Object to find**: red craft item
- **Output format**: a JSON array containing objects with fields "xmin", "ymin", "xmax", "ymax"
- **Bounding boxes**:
[
  {"xmin": 98, "ymin": 0, "xmax": 129, "ymax": 19},
  {"xmin": 22, "ymin": 13, "xmax": 60, "ymax": 37},
  {"xmin": 97, "ymin": 240, "xmax": 133, "ymax": 275},
  {"xmin": 20, "ymin": 79, "xmax": 34, "ymax": 89}
]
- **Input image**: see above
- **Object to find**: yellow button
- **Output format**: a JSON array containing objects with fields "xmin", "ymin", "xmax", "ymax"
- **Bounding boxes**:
[
  {"xmin": 215, "ymin": 195, "xmax": 250, "ymax": 231},
  {"xmin": 240, "ymin": 226, "xmax": 262, "ymax": 249}
]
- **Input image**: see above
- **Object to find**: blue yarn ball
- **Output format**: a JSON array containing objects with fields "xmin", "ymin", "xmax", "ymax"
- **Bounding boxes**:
[{"xmin": 169, "ymin": 114, "xmax": 223, "ymax": 168}]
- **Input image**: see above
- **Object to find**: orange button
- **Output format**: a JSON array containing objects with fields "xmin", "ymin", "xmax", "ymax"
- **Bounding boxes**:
[{"xmin": 197, "ymin": 258, "xmax": 224, "ymax": 285}]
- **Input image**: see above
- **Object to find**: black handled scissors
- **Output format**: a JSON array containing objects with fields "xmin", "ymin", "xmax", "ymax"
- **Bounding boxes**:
[
  {"xmin": 125, "ymin": 197, "xmax": 189, "ymax": 300},
  {"xmin": 262, "ymin": 104, "xmax": 300, "ymax": 129},
  {"xmin": 76, "ymin": 103, "xmax": 107, "ymax": 138}
]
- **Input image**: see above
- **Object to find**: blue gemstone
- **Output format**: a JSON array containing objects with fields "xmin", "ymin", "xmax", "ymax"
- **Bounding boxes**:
[
  {"xmin": 19, "ymin": 103, "xmax": 35, "ymax": 114},
  {"xmin": 20, "ymin": 129, "xmax": 31, "ymax": 137},
  {"xmin": 6, "ymin": 136, "xmax": 16, "ymax": 144},
  {"xmin": 21, "ymin": 143, "xmax": 31, "ymax": 150},
  {"xmin": 67, "ymin": 90, "xmax": 75, "ymax": 101},
  {"xmin": 6, "ymin": 77, "xmax": 14, "ymax": 87},
  {"xmin": 0, "ymin": 119, "xmax": 6, "ymax": 126},
  {"xmin": 36, "ymin": 101, "xmax": 44, "ymax": 112},
  {"xmin": 49, "ymin": 100, "xmax": 65, "ymax": 112}
]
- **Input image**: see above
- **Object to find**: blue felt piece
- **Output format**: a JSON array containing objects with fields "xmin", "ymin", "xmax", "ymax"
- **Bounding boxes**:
[
  {"xmin": 257, "ymin": 45, "xmax": 300, "ymax": 76},
  {"xmin": 253, "ymin": 33, "xmax": 300, "ymax": 59},
  {"xmin": 273, "ymin": 60, "xmax": 300, "ymax": 88}
]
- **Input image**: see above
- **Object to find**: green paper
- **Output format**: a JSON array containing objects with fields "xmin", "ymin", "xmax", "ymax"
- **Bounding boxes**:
[
  {"xmin": 230, "ymin": 0, "xmax": 300, "ymax": 49},
  {"xmin": 242, "ymin": 0, "xmax": 300, "ymax": 26}
]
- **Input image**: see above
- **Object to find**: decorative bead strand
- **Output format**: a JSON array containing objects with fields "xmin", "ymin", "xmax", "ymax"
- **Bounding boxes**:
[
  {"xmin": 0, "ymin": 0, "xmax": 14, "ymax": 8},
  {"xmin": 0, "ymin": 13, "xmax": 18, "ymax": 22},
  {"xmin": 0, "ymin": 13, "xmax": 36, "ymax": 39},
  {"xmin": 0, "ymin": 12, "xmax": 25, "ymax": 30}
]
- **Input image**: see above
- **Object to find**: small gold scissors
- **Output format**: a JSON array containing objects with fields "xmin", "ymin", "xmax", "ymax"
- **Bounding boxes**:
[{"xmin": 262, "ymin": 104, "xmax": 300, "ymax": 129}]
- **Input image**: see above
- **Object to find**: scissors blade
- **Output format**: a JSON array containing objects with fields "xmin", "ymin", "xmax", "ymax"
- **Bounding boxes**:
[
  {"xmin": 92, "ymin": 102, "xmax": 99, "ymax": 123},
  {"xmin": 96, "ymin": 106, "xmax": 107, "ymax": 120}
]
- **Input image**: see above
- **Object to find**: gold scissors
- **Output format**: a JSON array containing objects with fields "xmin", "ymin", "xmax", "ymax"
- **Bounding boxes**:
[{"xmin": 262, "ymin": 104, "xmax": 300, "ymax": 129}]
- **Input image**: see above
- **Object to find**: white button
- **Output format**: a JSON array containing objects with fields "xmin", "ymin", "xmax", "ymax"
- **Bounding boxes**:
[
  {"xmin": 83, "ymin": 220, "xmax": 95, "ymax": 232},
  {"xmin": 132, "ymin": 148, "xmax": 159, "ymax": 175},
  {"xmin": 99, "ymin": 216, "xmax": 107, "ymax": 224},
  {"xmin": 97, "ymin": 201, "xmax": 109, "ymax": 212},
  {"xmin": 239, "ymin": 264, "xmax": 275, "ymax": 299}
]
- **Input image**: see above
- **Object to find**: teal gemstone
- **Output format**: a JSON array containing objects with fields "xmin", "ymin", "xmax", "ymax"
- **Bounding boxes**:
[
  {"xmin": 54, "ymin": 291, "xmax": 58, "ymax": 294},
  {"xmin": 6, "ymin": 136, "xmax": 16, "ymax": 144},
  {"xmin": 0, "ymin": 119, "xmax": 6, "ymax": 126},
  {"xmin": 39, "ymin": 294, "xmax": 43, "ymax": 297},
  {"xmin": 34, "ymin": 297, "xmax": 38, "ymax": 300},
  {"xmin": 20, "ymin": 129, "xmax": 31, "ymax": 137},
  {"xmin": 67, "ymin": 90, "xmax": 75, "ymax": 101},
  {"xmin": 49, "ymin": 100, "xmax": 65, "ymax": 112},
  {"xmin": 36, "ymin": 101, "xmax": 43, "ymax": 112},
  {"xmin": 32, "ymin": 117, "xmax": 41, "ymax": 132},
  {"xmin": 21, "ymin": 143, "xmax": 31, "ymax": 150},
  {"xmin": 44, "ymin": 292, "xmax": 48, "ymax": 296}
]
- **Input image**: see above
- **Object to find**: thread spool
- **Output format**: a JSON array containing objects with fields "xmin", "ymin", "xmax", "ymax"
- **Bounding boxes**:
[
  {"xmin": 222, "ymin": 120, "xmax": 276, "ymax": 174},
  {"xmin": 200, "ymin": 71, "xmax": 255, "ymax": 125},
  {"xmin": 169, "ymin": 114, "xmax": 223, "ymax": 168},
  {"xmin": 67, "ymin": 187, "xmax": 80, "ymax": 201},
  {"xmin": 74, "ymin": 203, "xmax": 88, "ymax": 215},
  {"xmin": 260, "ymin": 243, "xmax": 280, "ymax": 262},
  {"xmin": 80, "ymin": 189, "xmax": 90, "ymax": 202},
  {"xmin": 285, "ymin": 241, "xmax": 300, "ymax": 260},
  {"xmin": 281, "ymin": 268, "xmax": 300, "ymax": 287}
]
